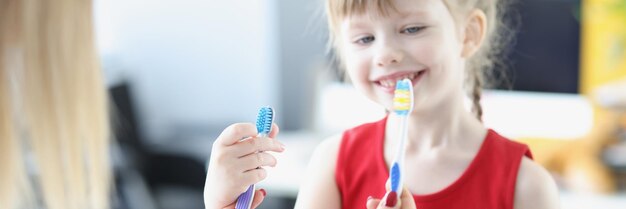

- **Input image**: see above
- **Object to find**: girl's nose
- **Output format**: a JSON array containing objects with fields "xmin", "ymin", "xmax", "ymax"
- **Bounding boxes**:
[{"xmin": 375, "ymin": 44, "xmax": 404, "ymax": 67}]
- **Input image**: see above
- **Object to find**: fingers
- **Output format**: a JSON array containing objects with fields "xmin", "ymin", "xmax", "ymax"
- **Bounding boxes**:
[
  {"xmin": 366, "ymin": 187, "xmax": 415, "ymax": 209},
  {"xmin": 366, "ymin": 196, "xmax": 381, "ymax": 209},
  {"xmin": 250, "ymin": 189, "xmax": 267, "ymax": 209},
  {"xmin": 222, "ymin": 202, "xmax": 236, "ymax": 209},
  {"xmin": 399, "ymin": 187, "xmax": 416, "ymax": 209},
  {"xmin": 215, "ymin": 123, "xmax": 258, "ymax": 146},
  {"xmin": 239, "ymin": 152, "xmax": 278, "ymax": 171},
  {"xmin": 381, "ymin": 191, "xmax": 398, "ymax": 208},
  {"xmin": 217, "ymin": 123, "xmax": 279, "ymax": 146},
  {"xmin": 215, "ymin": 123, "xmax": 284, "ymax": 156},
  {"xmin": 240, "ymin": 167, "xmax": 268, "ymax": 186},
  {"xmin": 228, "ymin": 135, "xmax": 285, "ymax": 157}
]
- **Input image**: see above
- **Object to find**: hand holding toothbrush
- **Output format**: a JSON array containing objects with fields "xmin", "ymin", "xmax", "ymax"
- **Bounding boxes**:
[
  {"xmin": 366, "ymin": 187, "xmax": 417, "ymax": 209},
  {"xmin": 204, "ymin": 108, "xmax": 284, "ymax": 209}
]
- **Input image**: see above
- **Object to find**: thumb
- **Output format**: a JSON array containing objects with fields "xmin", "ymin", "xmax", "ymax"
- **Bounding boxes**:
[
  {"xmin": 222, "ymin": 189, "xmax": 266, "ymax": 209},
  {"xmin": 250, "ymin": 189, "xmax": 266, "ymax": 209},
  {"xmin": 398, "ymin": 187, "xmax": 416, "ymax": 209},
  {"xmin": 268, "ymin": 123, "xmax": 280, "ymax": 138},
  {"xmin": 377, "ymin": 187, "xmax": 415, "ymax": 209}
]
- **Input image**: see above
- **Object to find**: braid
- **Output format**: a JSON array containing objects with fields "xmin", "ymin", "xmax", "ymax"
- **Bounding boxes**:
[{"xmin": 471, "ymin": 71, "xmax": 483, "ymax": 122}]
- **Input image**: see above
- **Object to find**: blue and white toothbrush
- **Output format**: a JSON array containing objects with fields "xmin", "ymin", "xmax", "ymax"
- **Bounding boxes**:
[
  {"xmin": 389, "ymin": 78, "xmax": 414, "ymax": 196},
  {"xmin": 235, "ymin": 107, "xmax": 274, "ymax": 209}
]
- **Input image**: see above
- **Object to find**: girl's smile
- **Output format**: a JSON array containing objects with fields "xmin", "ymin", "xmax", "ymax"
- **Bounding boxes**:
[{"xmin": 372, "ymin": 70, "xmax": 428, "ymax": 95}]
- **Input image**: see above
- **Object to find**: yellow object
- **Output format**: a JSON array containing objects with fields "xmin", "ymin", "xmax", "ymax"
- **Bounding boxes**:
[
  {"xmin": 520, "ymin": 0, "xmax": 626, "ymax": 194},
  {"xmin": 519, "ymin": 108, "xmax": 619, "ymax": 193},
  {"xmin": 580, "ymin": 0, "xmax": 626, "ymax": 94}
]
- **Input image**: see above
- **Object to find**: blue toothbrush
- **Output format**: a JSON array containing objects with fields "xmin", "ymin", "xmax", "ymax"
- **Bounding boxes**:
[
  {"xmin": 235, "ymin": 107, "xmax": 274, "ymax": 209},
  {"xmin": 389, "ymin": 78, "xmax": 413, "ymax": 195}
]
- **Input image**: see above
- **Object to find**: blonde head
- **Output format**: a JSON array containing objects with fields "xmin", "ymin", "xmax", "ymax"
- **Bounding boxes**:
[
  {"xmin": 325, "ymin": 0, "xmax": 515, "ymax": 120},
  {"xmin": 1, "ymin": 0, "xmax": 111, "ymax": 208}
]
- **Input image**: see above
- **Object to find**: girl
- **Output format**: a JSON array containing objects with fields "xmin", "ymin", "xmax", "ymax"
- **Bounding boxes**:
[{"xmin": 294, "ymin": 0, "xmax": 559, "ymax": 208}]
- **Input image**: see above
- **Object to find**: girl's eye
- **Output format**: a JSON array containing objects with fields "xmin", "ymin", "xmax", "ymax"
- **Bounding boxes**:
[
  {"xmin": 355, "ymin": 36, "xmax": 375, "ymax": 45},
  {"xmin": 402, "ymin": 26, "xmax": 425, "ymax": 34}
]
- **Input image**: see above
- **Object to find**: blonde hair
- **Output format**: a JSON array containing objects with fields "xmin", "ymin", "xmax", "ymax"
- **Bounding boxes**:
[
  {"xmin": 325, "ymin": 0, "xmax": 515, "ymax": 121},
  {"xmin": 1, "ymin": 0, "xmax": 111, "ymax": 208}
]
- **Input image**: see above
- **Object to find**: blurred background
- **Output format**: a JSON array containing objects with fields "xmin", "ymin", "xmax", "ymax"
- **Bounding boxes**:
[{"xmin": 93, "ymin": 0, "xmax": 626, "ymax": 208}]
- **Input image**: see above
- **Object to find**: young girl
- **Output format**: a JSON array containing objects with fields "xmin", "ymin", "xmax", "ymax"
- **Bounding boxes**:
[
  {"xmin": 293, "ymin": 0, "xmax": 560, "ymax": 208},
  {"xmin": 205, "ymin": 0, "xmax": 559, "ymax": 208}
]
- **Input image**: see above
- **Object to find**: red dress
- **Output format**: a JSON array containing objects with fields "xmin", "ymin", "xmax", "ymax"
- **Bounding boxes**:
[{"xmin": 336, "ymin": 116, "xmax": 533, "ymax": 209}]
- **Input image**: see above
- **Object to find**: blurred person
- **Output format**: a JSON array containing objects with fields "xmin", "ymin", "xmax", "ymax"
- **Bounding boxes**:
[{"xmin": 1, "ymin": 0, "xmax": 111, "ymax": 208}]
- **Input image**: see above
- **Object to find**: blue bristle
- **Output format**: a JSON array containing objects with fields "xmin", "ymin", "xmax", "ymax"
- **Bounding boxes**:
[
  {"xmin": 256, "ymin": 107, "xmax": 274, "ymax": 135},
  {"xmin": 390, "ymin": 163, "xmax": 401, "ymax": 192}
]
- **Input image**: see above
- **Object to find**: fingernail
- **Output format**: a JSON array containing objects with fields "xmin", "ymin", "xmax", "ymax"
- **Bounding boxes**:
[
  {"xmin": 277, "ymin": 140, "xmax": 286, "ymax": 148},
  {"xmin": 259, "ymin": 189, "xmax": 266, "ymax": 197},
  {"xmin": 271, "ymin": 139, "xmax": 285, "ymax": 149},
  {"xmin": 367, "ymin": 196, "xmax": 373, "ymax": 201},
  {"xmin": 385, "ymin": 191, "xmax": 397, "ymax": 207}
]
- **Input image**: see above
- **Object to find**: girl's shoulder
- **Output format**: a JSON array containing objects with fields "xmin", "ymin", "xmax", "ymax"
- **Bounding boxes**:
[
  {"xmin": 485, "ymin": 130, "xmax": 559, "ymax": 208},
  {"xmin": 513, "ymin": 157, "xmax": 560, "ymax": 209}
]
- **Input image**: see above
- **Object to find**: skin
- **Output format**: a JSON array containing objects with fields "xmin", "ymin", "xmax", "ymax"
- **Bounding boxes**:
[
  {"xmin": 203, "ymin": 123, "xmax": 284, "ymax": 209},
  {"xmin": 294, "ymin": 0, "xmax": 560, "ymax": 209}
]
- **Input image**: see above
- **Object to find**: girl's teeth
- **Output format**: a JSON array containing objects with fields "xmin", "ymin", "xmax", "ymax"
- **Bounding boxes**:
[
  {"xmin": 380, "ymin": 72, "xmax": 421, "ymax": 88},
  {"xmin": 381, "ymin": 80, "xmax": 396, "ymax": 88}
]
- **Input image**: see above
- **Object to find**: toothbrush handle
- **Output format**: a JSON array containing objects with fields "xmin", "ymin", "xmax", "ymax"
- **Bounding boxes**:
[
  {"xmin": 235, "ymin": 133, "xmax": 268, "ymax": 209},
  {"xmin": 235, "ymin": 184, "xmax": 255, "ymax": 209},
  {"xmin": 390, "ymin": 116, "xmax": 409, "ymax": 195}
]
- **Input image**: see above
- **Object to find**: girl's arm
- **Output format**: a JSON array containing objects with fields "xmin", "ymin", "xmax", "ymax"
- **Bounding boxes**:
[
  {"xmin": 514, "ymin": 157, "xmax": 560, "ymax": 209},
  {"xmin": 294, "ymin": 134, "xmax": 343, "ymax": 209}
]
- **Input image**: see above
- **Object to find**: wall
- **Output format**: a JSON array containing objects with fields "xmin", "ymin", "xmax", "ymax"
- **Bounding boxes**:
[{"xmin": 95, "ymin": 0, "xmax": 288, "ymax": 142}]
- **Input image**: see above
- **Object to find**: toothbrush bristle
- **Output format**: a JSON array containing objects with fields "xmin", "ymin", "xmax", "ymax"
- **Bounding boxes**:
[
  {"xmin": 256, "ymin": 107, "xmax": 274, "ymax": 135},
  {"xmin": 393, "ymin": 78, "xmax": 413, "ymax": 115}
]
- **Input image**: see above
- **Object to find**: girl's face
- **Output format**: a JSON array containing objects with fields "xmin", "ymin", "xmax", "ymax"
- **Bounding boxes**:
[{"xmin": 339, "ymin": 0, "xmax": 467, "ymax": 114}]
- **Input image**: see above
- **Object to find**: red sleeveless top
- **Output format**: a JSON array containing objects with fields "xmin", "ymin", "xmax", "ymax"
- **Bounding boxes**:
[{"xmin": 336, "ymin": 117, "xmax": 533, "ymax": 209}]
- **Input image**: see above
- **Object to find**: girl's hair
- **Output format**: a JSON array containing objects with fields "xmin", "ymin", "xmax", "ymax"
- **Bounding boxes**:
[
  {"xmin": 325, "ymin": 0, "xmax": 516, "ymax": 121},
  {"xmin": 1, "ymin": 0, "xmax": 111, "ymax": 208}
]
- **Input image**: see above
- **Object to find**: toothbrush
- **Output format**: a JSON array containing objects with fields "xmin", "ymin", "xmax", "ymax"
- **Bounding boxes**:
[
  {"xmin": 389, "ymin": 78, "xmax": 413, "ymax": 196},
  {"xmin": 235, "ymin": 107, "xmax": 274, "ymax": 209}
]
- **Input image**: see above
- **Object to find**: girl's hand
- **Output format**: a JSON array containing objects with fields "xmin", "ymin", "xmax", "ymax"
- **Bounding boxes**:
[
  {"xmin": 204, "ymin": 123, "xmax": 284, "ymax": 209},
  {"xmin": 366, "ymin": 187, "xmax": 416, "ymax": 209},
  {"xmin": 218, "ymin": 189, "xmax": 266, "ymax": 209}
]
